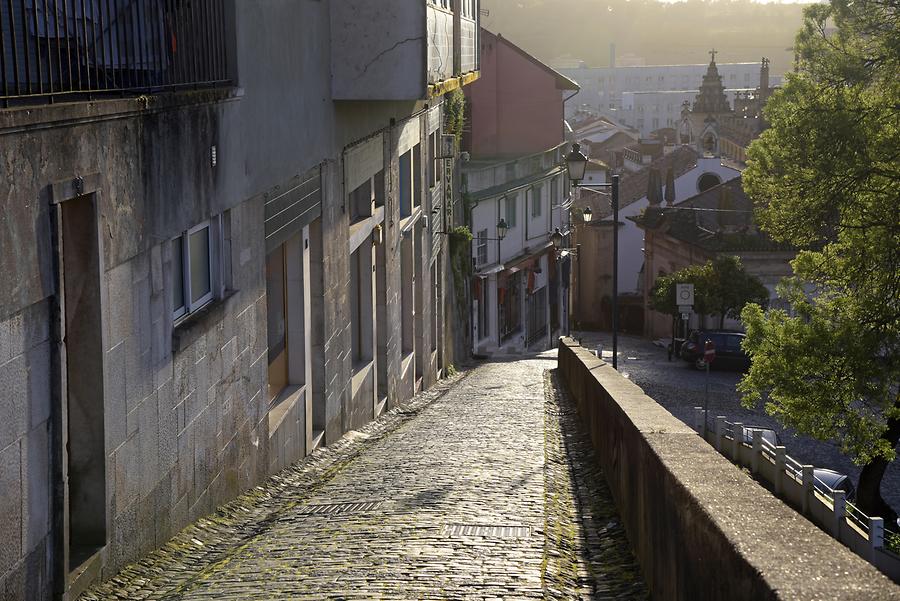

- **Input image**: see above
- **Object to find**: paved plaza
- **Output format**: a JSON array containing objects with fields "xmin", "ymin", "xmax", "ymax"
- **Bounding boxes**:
[
  {"xmin": 577, "ymin": 332, "xmax": 900, "ymax": 516},
  {"xmin": 81, "ymin": 352, "xmax": 646, "ymax": 600}
]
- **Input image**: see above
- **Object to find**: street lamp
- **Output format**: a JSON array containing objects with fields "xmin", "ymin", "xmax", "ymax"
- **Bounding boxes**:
[
  {"xmin": 581, "ymin": 206, "xmax": 593, "ymax": 223},
  {"xmin": 550, "ymin": 227, "xmax": 564, "ymax": 250},
  {"xmin": 565, "ymin": 143, "xmax": 621, "ymax": 370},
  {"xmin": 496, "ymin": 218, "xmax": 508, "ymax": 241}
]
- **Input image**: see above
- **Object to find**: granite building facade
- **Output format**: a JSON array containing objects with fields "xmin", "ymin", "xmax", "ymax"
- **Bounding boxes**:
[{"xmin": 0, "ymin": 1, "xmax": 479, "ymax": 599}]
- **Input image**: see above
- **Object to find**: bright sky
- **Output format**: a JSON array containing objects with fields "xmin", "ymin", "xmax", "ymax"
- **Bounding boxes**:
[{"xmin": 655, "ymin": 0, "xmax": 819, "ymax": 3}]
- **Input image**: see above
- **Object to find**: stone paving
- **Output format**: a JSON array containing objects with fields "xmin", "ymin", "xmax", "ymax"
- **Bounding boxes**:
[
  {"xmin": 577, "ymin": 332, "xmax": 900, "ymax": 517},
  {"xmin": 81, "ymin": 352, "xmax": 646, "ymax": 600}
]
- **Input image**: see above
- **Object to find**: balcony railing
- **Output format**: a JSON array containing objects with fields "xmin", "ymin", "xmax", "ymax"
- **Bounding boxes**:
[{"xmin": 1, "ymin": 0, "xmax": 229, "ymax": 107}]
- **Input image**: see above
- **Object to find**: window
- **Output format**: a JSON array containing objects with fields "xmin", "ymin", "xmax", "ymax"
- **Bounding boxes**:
[
  {"xmin": 531, "ymin": 185, "xmax": 542, "ymax": 218},
  {"xmin": 698, "ymin": 172, "xmax": 722, "ymax": 192},
  {"xmin": 266, "ymin": 247, "xmax": 289, "ymax": 400},
  {"xmin": 400, "ymin": 150, "xmax": 412, "ymax": 217},
  {"xmin": 505, "ymin": 163, "xmax": 516, "ymax": 182},
  {"xmin": 350, "ymin": 246, "xmax": 373, "ymax": 366},
  {"xmin": 350, "ymin": 179, "xmax": 374, "ymax": 223},
  {"xmin": 172, "ymin": 219, "xmax": 219, "ymax": 320},
  {"xmin": 476, "ymin": 229, "xmax": 488, "ymax": 265},
  {"xmin": 413, "ymin": 143, "xmax": 423, "ymax": 209},
  {"xmin": 374, "ymin": 170, "xmax": 385, "ymax": 207},
  {"xmin": 428, "ymin": 132, "xmax": 438, "ymax": 189},
  {"xmin": 550, "ymin": 176, "xmax": 559, "ymax": 207},
  {"xmin": 652, "ymin": 117, "xmax": 659, "ymax": 129},
  {"xmin": 265, "ymin": 232, "xmax": 306, "ymax": 404},
  {"xmin": 504, "ymin": 195, "xmax": 517, "ymax": 228}
]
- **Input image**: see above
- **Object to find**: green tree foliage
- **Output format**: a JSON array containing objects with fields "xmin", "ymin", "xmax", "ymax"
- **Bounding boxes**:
[
  {"xmin": 740, "ymin": 0, "xmax": 900, "ymax": 519},
  {"xmin": 650, "ymin": 256, "xmax": 767, "ymax": 329}
]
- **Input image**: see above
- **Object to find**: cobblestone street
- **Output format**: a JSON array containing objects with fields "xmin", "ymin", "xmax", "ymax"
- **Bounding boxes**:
[
  {"xmin": 81, "ymin": 353, "xmax": 646, "ymax": 600},
  {"xmin": 577, "ymin": 333, "xmax": 900, "ymax": 517}
]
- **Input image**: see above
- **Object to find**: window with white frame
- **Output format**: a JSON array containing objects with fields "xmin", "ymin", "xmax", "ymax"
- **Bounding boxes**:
[
  {"xmin": 551, "ymin": 176, "xmax": 559, "ymax": 207},
  {"xmin": 504, "ymin": 195, "xmax": 517, "ymax": 228},
  {"xmin": 531, "ymin": 185, "xmax": 542, "ymax": 218},
  {"xmin": 172, "ymin": 218, "xmax": 221, "ymax": 320},
  {"xmin": 476, "ymin": 229, "xmax": 488, "ymax": 266}
]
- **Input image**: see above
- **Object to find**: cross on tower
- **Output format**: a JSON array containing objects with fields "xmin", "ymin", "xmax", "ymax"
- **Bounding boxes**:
[{"xmin": 709, "ymin": 48, "xmax": 718, "ymax": 62}]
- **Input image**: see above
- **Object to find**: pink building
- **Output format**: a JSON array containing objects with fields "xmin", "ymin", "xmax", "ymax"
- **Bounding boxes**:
[
  {"xmin": 464, "ymin": 30, "xmax": 578, "ymax": 158},
  {"xmin": 462, "ymin": 30, "xmax": 579, "ymax": 354}
]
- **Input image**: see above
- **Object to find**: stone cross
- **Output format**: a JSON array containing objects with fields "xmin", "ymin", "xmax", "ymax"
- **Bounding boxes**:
[{"xmin": 709, "ymin": 48, "xmax": 718, "ymax": 62}]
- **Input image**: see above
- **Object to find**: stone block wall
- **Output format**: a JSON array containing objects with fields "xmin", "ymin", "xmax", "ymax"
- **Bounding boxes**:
[
  {"xmin": 103, "ymin": 195, "xmax": 267, "ymax": 573},
  {"xmin": 557, "ymin": 338, "xmax": 900, "ymax": 600},
  {"xmin": 0, "ymin": 301, "xmax": 53, "ymax": 599}
]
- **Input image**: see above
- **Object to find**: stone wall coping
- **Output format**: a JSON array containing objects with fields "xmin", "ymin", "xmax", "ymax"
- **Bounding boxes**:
[
  {"xmin": 0, "ymin": 87, "xmax": 242, "ymax": 134},
  {"xmin": 558, "ymin": 337, "xmax": 900, "ymax": 600}
]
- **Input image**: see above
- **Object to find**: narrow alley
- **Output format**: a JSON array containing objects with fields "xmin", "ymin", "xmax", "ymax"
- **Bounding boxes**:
[{"xmin": 79, "ymin": 354, "xmax": 646, "ymax": 600}]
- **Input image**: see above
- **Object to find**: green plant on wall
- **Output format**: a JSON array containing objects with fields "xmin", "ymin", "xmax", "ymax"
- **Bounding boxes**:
[
  {"xmin": 444, "ymin": 88, "xmax": 466, "ymax": 145},
  {"xmin": 448, "ymin": 226, "xmax": 473, "ymax": 309}
]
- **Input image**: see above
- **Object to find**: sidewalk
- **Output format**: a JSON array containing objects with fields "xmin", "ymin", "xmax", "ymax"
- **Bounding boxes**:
[{"xmin": 81, "ymin": 352, "xmax": 645, "ymax": 600}]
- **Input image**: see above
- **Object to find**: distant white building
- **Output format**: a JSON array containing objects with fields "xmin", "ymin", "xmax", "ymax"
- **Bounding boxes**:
[
  {"xmin": 620, "ymin": 89, "xmax": 754, "ymax": 138},
  {"xmin": 560, "ymin": 61, "xmax": 780, "ymax": 123}
]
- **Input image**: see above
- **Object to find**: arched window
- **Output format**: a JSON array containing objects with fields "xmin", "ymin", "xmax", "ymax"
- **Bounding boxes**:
[{"xmin": 698, "ymin": 173, "xmax": 722, "ymax": 192}]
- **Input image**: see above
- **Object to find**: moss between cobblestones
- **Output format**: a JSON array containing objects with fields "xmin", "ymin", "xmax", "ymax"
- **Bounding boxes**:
[
  {"xmin": 80, "ymin": 371, "xmax": 471, "ymax": 601},
  {"xmin": 541, "ymin": 369, "xmax": 649, "ymax": 599}
]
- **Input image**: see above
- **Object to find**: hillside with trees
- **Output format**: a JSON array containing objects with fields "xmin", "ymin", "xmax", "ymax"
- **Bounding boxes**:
[{"xmin": 481, "ymin": 0, "xmax": 807, "ymax": 76}]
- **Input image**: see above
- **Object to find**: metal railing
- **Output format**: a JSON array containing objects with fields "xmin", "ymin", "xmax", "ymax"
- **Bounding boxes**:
[
  {"xmin": 698, "ymin": 408, "xmax": 900, "ymax": 574},
  {"xmin": 1, "ymin": 0, "xmax": 229, "ymax": 106}
]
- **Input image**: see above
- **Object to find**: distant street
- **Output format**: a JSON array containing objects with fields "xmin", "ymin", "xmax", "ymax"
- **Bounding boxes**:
[{"xmin": 577, "ymin": 333, "xmax": 900, "ymax": 517}]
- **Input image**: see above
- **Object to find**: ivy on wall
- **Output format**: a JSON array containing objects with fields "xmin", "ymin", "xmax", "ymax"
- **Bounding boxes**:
[{"xmin": 444, "ymin": 88, "xmax": 466, "ymax": 144}]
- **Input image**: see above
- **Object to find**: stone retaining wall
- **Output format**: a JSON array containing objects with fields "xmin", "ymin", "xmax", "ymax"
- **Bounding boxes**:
[{"xmin": 558, "ymin": 337, "xmax": 900, "ymax": 600}]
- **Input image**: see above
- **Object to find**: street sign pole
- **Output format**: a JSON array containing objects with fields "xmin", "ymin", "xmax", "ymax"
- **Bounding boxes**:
[{"xmin": 704, "ymin": 360, "xmax": 710, "ymax": 439}]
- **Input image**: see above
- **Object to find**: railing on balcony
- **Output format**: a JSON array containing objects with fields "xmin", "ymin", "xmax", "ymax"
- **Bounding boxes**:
[{"xmin": 0, "ymin": 0, "xmax": 229, "ymax": 107}]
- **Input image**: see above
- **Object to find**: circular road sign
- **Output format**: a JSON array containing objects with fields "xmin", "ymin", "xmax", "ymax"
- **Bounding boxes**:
[{"xmin": 704, "ymin": 340, "xmax": 716, "ymax": 363}]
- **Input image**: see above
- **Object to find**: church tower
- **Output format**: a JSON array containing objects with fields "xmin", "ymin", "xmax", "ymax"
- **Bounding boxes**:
[{"xmin": 693, "ymin": 50, "xmax": 732, "ymax": 114}]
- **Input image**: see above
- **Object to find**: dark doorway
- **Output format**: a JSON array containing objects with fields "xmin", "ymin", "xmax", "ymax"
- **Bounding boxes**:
[{"xmin": 60, "ymin": 194, "xmax": 107, "ymax": 570}]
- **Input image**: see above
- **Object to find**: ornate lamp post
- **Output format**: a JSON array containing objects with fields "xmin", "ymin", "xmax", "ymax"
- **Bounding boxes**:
[{"xmin": 564, "ymin": 143, "xmax": 621, "ymax": 370}]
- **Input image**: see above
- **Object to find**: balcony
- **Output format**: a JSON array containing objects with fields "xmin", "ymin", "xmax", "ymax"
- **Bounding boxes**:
[
  {"xmin": 0, "ymin": 0, "xmax": 230, "ymax": 107},
  {"xmin": 331, "ymin": 0, "xmax": 480, "ymax": 101}
]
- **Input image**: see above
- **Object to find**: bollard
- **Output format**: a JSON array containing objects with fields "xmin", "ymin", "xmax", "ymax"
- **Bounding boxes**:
[
  {"xmin": 801, "ymin": 465, "xmax": 814, "ymax": 514},
  {"xmin": 832, "ymin": 490, "xmax": 846, "ymax": 538},
  {"xmin": 732, "ymin": 422, "xmax": 744, "ymax": 462},
  {"xmin": 693, "ymin": 407, "xmax": 705, "ymax": 436},
  {"xmin": 596, "ymin": 343, "xmax": 603, "ymax": 359},
  {"xmin": 774, "ymin": 446, "xmax": 786, "ymax": 495},
  {"xmin": 870, "ymin": 517, "xmax": 884, "ymax": 552},
  {"xmin": 751, "ymin": 429, "xmax": 762, "ymax": 474},
  {"xmin": 715, "ymin": 416, "xmax": 727, "ymax": 451}
]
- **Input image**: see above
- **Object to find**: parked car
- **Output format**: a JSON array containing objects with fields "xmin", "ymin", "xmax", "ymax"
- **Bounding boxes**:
[
  {"xmin": 813, "ymin": 468, "xmax": 856, "ymax": 501},
  {"xmin": 739, "ymin": 426, "xmax": 780, "ymax": 447},
  {"xmin": 680, "ymin": 330, "xmax": 751, "ymax": 371}
]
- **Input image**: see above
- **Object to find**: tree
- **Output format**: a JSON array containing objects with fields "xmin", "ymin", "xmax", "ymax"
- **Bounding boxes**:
[
  {"xmin": 740, "ymin": 0, "xmax": 900, "ymax": 521},
  {"xmin": 649, "ymin": 256, "xmax": 767, "ymax": 330},
  {"xmin": 705, "ymin": 256, "xmax": 770, "ymax": 330}
]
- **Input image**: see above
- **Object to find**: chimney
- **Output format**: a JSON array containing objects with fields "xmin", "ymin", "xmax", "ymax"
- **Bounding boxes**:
[{"xmin": 610, "ymin": 43, "xmax": 616, "ymax": 69}]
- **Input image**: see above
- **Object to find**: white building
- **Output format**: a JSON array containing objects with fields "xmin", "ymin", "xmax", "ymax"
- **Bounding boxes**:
[
  {"xmin": 561, "ymin": 62, "xmax": 778, "ymax": 122},
  {"xmin": 465, "ymin": 148, "xmax": 570, "ymax": 354},
  {"xmin": 620, "ymin": 89, "xmax": 755, "ymax": 138}
]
